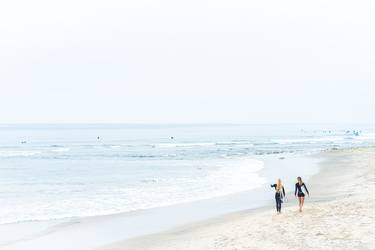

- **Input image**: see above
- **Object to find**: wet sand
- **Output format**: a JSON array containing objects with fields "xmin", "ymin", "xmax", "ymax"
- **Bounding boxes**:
[{"xmin": 101, "ymin": 148, "xmax": 375, "ymax": 250}]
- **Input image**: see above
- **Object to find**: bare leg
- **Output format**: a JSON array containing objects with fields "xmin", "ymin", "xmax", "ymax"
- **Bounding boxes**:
[
  {"xmin": 300, "ymin": 197, "xmax": 305, "ymax": 212},
  {"xmin": 298, "ymin": 197, "xmax": 302, "ymax": 212}
]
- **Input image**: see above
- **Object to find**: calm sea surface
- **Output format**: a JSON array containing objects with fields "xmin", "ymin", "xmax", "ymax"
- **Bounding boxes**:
[{"xmin": 0, "ymin": 123, "xmax": 374, "ymax": 224}]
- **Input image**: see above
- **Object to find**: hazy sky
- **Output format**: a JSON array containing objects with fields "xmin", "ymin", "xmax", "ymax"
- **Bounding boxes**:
[{"xmin": 1, "ymin": 0, "xmax": 375, "ymax": 123}]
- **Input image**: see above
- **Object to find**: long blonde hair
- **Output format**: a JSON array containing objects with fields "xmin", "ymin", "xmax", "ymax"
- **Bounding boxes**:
[
  {"xmin": 297, "ymin": 176, "xmax": 303, "ymax": 185},
  {"xmin": 276, "ymin": 178, "xmax": 283, "ymax": 192}
]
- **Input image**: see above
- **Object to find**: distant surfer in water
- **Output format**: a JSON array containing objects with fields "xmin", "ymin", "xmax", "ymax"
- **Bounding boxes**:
[{"xmin": 271, "ymin": 179, "xmax": 285, "ymax": 214}]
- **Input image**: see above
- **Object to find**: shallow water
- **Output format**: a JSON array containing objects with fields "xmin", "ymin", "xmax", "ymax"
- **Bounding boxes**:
[{"xmin": 0, "ymin": 123, "xmax": 374, "ymax": 224}]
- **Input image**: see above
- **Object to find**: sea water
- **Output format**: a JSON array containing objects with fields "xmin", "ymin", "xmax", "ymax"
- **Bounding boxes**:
[{"xmin": 0, "ymin": 123, "xmax": 374, "ymax": 225}]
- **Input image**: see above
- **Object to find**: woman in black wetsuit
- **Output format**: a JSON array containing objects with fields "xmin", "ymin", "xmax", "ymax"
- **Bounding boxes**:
[
  {"xmin": 295, "ymin": 176, "xmax": 309, "ymax": 212},
  {"xmin": 270, "ymin": 179, "xmax": 285, "ymax": 214}
]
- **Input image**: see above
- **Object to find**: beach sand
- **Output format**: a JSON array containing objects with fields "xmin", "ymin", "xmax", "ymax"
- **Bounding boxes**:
[{"xmin": 101, "ymin": 148, "xmax": 375, "ymax": 250}]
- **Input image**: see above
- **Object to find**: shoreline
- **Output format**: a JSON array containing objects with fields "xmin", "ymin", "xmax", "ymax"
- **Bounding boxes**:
[
  {"xmin": 1, "ymin": 148, "xmax": 373, "ymax": 249},
  {"xmin": 99, "ymin": 148, "xmax": 375, "ymax": 250},
  {"xmin": 0, "ymin": 152, "xmax": 318, "ymax": 226},
  {"xmin": 0, "ymin": 152, "xmax": 320, "ymax": 250}
]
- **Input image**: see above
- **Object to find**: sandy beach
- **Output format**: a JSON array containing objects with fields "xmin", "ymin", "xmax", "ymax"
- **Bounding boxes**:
[
  {"xmin": 3, "ymin": 0, "xmax": 375, "ymax": 248},
  {"xmin": 1, "ymin": 148, "xmax": 375, "ymax": 250},
  {"xmin": 101, "ymin": 148, "xmax": 375, "ymax": 250}
]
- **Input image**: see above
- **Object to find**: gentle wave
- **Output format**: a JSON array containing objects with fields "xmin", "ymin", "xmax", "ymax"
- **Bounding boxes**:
[
  {"xmin": 156, "ymin": 142, "xmax": 216, "ymax": 148},
  {"xmin": 1, "ymin": 124, "xmax": 375, "ymax": 225},
  {"xmin": 216, "ymin": 141, "xmax": 254, "ymax": 147},
  {"xmin": 0, "ymin": 150, "xmax": 42, "ymax": 157},
  {"xmin": 357, "ymin": 133, "xmax": 375, "ymax": 140},
  {"xmin": 0, "ymin": 157, "xmax": 265, "ymax": 224},
  {"xmin": 272, "ymin": 136, "xmax": 346, "ymax": 144},
  {"xmin": 51, "ymin": 148, "xmax": 70, "ymax": 152}
]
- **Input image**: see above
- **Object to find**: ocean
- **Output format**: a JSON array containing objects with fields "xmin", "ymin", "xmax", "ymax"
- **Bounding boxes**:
[{"xmin": 0, "ymin": 123, "xmax": 374, "ymax": 225}]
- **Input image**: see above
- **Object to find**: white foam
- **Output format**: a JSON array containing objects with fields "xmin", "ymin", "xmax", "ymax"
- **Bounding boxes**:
[
  {"xmin": 205, "ymin": 158, "xmax": 266, "ymax": 195},
  {"xmin": 273, "ymin": 136, "xmax": 345, "ymax": 144},
  {"xmin": 156, "ymin": 142, "xmax": 216, "ymax": 148},
  {"xmin": 0, "ymin": 157, "xmax": 266, "ymax": 225},
  {"xmin": 356, "ymin": 133, "xmax": 375, "ymax": 140},
  {"xmin": 216, "ymin": 141, "xmax": 254, "ymax": 147},
  {"xmin": 0, "ymin": 150, "xmax": 42, "ymax": 157},
  {"xmin": 51, "ymin": 148, "xmax": 70, "ymax": 152}
]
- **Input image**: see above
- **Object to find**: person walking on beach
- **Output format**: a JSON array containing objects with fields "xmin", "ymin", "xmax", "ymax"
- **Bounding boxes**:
[
  {"xmin": 270, "ymin": 179, "xmax": 285, "ymax": 214},
  {"xmin": 295, "ymin": 176, "xmax": 309, "ymax": 212}
]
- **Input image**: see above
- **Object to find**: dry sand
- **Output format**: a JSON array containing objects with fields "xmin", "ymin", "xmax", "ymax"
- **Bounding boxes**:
[{"xmin": 101, "ymin": 148, "xmax": 375, "ymax": 250}]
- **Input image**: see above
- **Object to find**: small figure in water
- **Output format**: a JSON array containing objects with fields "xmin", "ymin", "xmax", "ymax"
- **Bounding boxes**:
[
  {"xmin": 97, "ymin": 136, "xmax": 100, "ymax": 140},
  {"xmin": 270, "ymin": 179, "xmax": 286, "ymax": 214},
  {"xmin": 295, "ymin": 176, "xmax": 309, "ymax": 212},
  {"xmin": 170, "ymin": 136, "xmax": 174, "ymax": 140}
]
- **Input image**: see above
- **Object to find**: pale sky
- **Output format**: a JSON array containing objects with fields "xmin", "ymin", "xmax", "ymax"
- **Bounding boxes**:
[{"xmin": 1, "ymin": 0, "xmax": 375, "ymax": 123}]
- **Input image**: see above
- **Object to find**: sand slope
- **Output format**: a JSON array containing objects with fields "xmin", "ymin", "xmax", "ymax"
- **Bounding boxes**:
[{"xmin": 103, "ymin": 148, "xmax": 375, "ymax": 250}]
